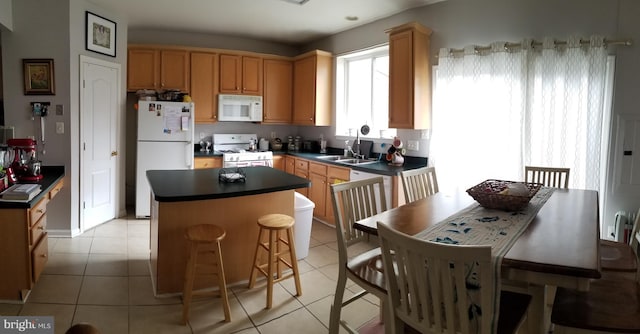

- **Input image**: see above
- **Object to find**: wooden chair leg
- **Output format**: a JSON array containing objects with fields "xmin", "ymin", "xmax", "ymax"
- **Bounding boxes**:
[
  {"xmin": 329, "ymin": 272, "xmax": 348, "ymax": 334},
  {"xmin": 287, "ymin": 227, "xmax": 302, "ymax": 296},
  {"xmin": 182, "ymin": 243, "xmax": 199, "ymax": 325},
  {"xmin": 266, "ymin": 229, "xmax": 276, "ymax": 309},
  {"xmin": 248, "ymin": 228, "xmax": 264, "ymax": 289},
  {"xmin": 214, "ymin": 242, "xmax": 231, "ymax": 322}
]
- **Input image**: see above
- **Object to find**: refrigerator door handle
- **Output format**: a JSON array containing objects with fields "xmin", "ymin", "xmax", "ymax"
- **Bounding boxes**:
[{"xmin": 186, "ymin": 142, "xmax": 193, "ymax": 168}]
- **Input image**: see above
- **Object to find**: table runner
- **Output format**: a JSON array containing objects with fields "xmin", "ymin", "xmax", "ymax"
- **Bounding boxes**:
[{"xmin": 413, "ymin": 187, "xmax": 555, "ymax": 333}]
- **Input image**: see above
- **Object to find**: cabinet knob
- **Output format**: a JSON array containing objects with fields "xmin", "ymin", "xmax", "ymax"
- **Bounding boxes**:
[
  {"xmin": 38, "ymin": 226, "xmax": 44, "ymax": 230},
  {"xmin": 41, "ymin": 253, "xmax": 47, "ymax": 258},
  {"xmin": 37, "ymin": 209, "xmax": 44, "ymax": 214},
  {"xmin": 111, "ymin": 151, "xmax": 118, "ymax": 156}
]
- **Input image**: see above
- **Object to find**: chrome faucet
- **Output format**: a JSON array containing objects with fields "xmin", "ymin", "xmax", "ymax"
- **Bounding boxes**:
[{"xmin": 349, "ymin": 130, "xmax": 365, "ymax": 160}]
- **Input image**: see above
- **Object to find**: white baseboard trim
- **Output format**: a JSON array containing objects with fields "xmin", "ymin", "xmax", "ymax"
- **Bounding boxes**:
[{"xmin": 47, "ymin": 228, "xmax": 82, "ymax": 238}]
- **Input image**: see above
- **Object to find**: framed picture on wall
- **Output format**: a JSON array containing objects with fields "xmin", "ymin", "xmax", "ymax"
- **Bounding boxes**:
[
  {"xmin": 23, "ymin": 59, "xmax": 55, "ymax": 95},
  {"xmin": 85, "ymin": 11, "xmax": 116, "ymax": 57}
]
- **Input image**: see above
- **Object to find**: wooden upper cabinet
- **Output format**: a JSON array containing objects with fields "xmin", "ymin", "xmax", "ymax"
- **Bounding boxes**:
[
  {"xmin": 128, "ymin": 48, "xmax": 159, "ymax": 90},
  {"xmin": 263, "ymin": 59, "xmax": 293, "ymax": 124},
  {"xmin": 190, "ymin": 52, "xmax": 218, "ymax": 123},
  {"xmin": 292, "ymin": 50, "xmax": 332, "ymax": 126},
  {"xmin": 219, "ymin": 54, "xmax": 262, "ymax": 95},
  {"xmin": 388, "ymin": 22, "xmax": 432, "ymax": 129},
  {"xmin": 160, "ymin": 50, "xmax": 190, "ymax": 92},
  {"xmin": 127, "ymin": 47, "xmax": 189, "ymax": 92}
]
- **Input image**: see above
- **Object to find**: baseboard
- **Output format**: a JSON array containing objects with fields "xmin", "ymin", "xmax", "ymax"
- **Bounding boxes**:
[{"xmin": 47, "ymin": 228, "xmax": 82, "ymax": 238}]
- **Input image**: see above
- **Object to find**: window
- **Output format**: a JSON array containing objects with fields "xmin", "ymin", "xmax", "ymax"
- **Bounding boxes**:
[{"xmin": 335, "ymin": 45, "xmax": 396, "ymax": 138}]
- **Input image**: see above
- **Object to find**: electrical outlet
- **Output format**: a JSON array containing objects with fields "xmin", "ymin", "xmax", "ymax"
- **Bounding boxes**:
[
  {"xmin": 199, "ymin": 132, "xmax": 205, "ymax": 139},
  {"xmin": 56, "ymin": 122, "xmax": 64, "ymax": 134},
  {"xmin": 270, "ymin": 132, "xmax": 276, "ymax": 139},
  {"xmin": 56, "ymin": 104, "xmax": 64, "ymax": 115},
  {"xmin": 407, "ymin": 140, "xmax": 419, "ymax": 151}
]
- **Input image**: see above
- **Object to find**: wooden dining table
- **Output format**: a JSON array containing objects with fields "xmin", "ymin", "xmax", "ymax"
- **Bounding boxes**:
[{"xmin": 354, "ymin": 188, "xmax": 601, "ymax": 334}]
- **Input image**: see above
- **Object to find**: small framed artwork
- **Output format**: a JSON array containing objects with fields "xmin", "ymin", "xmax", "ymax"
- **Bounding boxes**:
[
  {"xmin": 85, "ymin": 11, "xmax": 116, "ymax": 57},
  {"xmin": 23, "ymin": 59, "xmax": 55, "ymax": 95}
]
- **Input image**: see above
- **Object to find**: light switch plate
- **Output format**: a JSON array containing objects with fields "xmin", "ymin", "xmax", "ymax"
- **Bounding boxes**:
[
  {"xmin": 56, "ymin": 122, "xmax": 64, "ymax": 134},
  {"xmin": 407, "ymin": 140, "xmax": 419, "ymax": 151}
]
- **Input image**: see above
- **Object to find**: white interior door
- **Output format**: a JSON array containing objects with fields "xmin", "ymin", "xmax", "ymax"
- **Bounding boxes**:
[{"xmin": 81, "ymin": 56, "xmax": 119, "ymax": 231}]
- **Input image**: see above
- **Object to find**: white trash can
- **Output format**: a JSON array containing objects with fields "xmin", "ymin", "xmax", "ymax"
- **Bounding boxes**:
[{"xmin": 294, "ymin": 192, "xmax": 315, "ymax": 260}]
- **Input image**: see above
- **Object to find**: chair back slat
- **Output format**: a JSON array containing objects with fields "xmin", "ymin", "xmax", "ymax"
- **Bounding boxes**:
[
  {"xmin": 524, "ymin": 166, "xmax": 570, "ymax": 189},
  {"xmin": 331, "ymin": 177, "xmax": 387, "ymax": 255},
  {"xmin": 378, "ymin": 222, "xmax": 495, "ymax": 334},
  {"xmin": 401, "ymin": 167, "xmax": 439, "ymax": 203},
  {"xmin": 631, "ymin": 208, "xmax": 640, "ymax": 257}
]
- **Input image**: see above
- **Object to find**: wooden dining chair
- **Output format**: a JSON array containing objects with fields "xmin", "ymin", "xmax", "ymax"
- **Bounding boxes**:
[
  {"xmin": 524, "ymin": 165, "xmax": 571, "ymax": 188},
  {"xmin": 400, "ymin": 166, "xmax": 438, "ymax": 203},
  {"xmin": 329, "ymin": 177, "xmax": 390, "ymax": 334},
  {"xmin": 377, "ymin": 222, "xmax": 531, "ymax": 334},
  {"xmin": 551, "ymin": 226, "xmax": 640, "ymax": 333}
]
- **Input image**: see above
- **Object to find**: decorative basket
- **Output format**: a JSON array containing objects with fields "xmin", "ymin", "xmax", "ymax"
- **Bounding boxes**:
[
  {"xmin": 218, "ymin": 168, "xmax": 246, "ymax": 183},
  {"xmin": 466, "ymin": 179, "xmax": 542, "ymax": 211}
]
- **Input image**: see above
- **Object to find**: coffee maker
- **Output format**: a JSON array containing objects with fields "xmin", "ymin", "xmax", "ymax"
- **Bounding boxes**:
[{"xmin": 7, "ymin": 138, "xmax": 43, "ymax": 182}]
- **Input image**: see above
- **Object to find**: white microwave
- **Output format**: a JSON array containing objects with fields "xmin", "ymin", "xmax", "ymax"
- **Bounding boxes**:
[{"xmin": 218, "ymin": 94, "xmax": 263, "ymax": 122}]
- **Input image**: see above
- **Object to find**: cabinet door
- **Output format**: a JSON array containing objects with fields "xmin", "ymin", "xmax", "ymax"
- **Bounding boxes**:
[
  {"xmin": 242, "ymin": 56, "xmax": 262, "ymax": 95},
  {"xmin": 127, "ymin": 48, "xmax": 159, "ymax": 91},
  {"xmin": 272, "ymin": 155, "xmax": 285, "ymax": 171},
  {"xmin": 325, "ymin": 166, "xmax": 350, "ymax": 225},
  {"xmin": 160, "ymin": 50, "xmax": 190, "ymax": 92},
  {"xmin": 293, "ymin": 56, "xmax": 316, "ymax": 125},
  {"xmin": 263, "ymin": 59, "xmax": 292, "ymax": 123},
  {"xmin": 194, "ymin": 157, "xmax": 221, "ymax": 169},
  {"xmin": 389, "ymin": 30, "xmax": 414, "ymax": 129},
  {"xmin": 309, "ymin": 172, "xmax": 326, "ymax": 217},
  {"xmin": 388, "ymin": 23, "xmax": 431, "ymax": 129},
  {"xmin": 191, "ymin": 52, "xmax": 218, "ymax": 123},
  {"xmin": 285, "ymin": 156, "xmax": 296, "ymax": 174},
  {"xmin": 219, "ymin": 54, "xmax": 242, "ymax": 94}
]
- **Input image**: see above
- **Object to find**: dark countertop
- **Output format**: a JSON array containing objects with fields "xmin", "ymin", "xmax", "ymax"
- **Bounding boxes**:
[
  {"xmin": 286, "ymin": 152, "xmax": 427, "ymax": 176},
  {"xmin": 195, "ymin": 148, "xmax": 428, "ymax": 177},
  {"xmin": 0, "ymin": 166, "xmax": 65, "ymax": 209},
  {"xmin": 147, "ymin": 166, "xmax": 310, "ymax": 202}
]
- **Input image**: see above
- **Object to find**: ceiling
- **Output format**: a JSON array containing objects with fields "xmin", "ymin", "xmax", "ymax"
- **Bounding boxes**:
[{"xmin": 88, "ymin": 0, "xmax": 443, "ymax": 45}]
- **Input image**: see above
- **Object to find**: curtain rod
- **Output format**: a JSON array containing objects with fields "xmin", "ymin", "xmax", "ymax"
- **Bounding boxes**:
[{"xmin": 445, "ymin": 38, "xmax": 633, "ymax": 55}]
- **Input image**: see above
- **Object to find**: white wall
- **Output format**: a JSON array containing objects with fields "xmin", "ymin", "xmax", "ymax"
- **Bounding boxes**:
[{"xmin": 1, "ymin": 0, "xmax": 128, "ymax": 235}]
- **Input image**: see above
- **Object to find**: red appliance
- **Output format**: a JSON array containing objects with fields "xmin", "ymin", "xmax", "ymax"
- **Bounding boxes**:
[{"xmin": 7, "ymin": 138, "xmax": 43, "ymax": 183}]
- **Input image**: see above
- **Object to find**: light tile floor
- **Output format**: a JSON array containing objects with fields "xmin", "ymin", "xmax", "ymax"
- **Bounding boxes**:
[{"xmin": 0, "ymin": 214, "xmax": 382, "ymax": 334}]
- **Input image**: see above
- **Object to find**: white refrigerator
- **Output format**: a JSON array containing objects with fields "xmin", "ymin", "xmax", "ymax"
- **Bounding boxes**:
[{"xmin": 136, "ymin": 101, "xmax": 194, "ymax": 218}]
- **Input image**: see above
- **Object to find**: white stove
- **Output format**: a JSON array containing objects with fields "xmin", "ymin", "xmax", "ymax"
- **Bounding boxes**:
[{"xmin": 213, "ymin": 134, "xmax": 273, "ymax": 168}]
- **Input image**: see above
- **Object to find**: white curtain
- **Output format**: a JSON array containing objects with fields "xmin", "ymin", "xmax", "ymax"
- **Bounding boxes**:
[{"xmin": 431, "ymin": 36, "xmax": 608, "ymax": 193}]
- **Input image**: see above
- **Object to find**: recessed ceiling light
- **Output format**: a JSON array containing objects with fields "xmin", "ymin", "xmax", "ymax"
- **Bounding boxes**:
[
  {"xmin": 345, "ymin": 16, "xmax": 359, "ymax": 21},
  {"xmin": 279, "ymin": 0, "xmax": 311, "ymax": 5}
]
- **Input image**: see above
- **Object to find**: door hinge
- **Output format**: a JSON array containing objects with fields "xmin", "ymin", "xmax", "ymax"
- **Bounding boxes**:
[
  {"xmin": 83, "ymin": 142, "xmax": 86, "ymax": 151},
  {"xmin": 83, "ymin": 80, "xmax": 85, "ymax": 89},
  {"xmin": 83, "ymin": 201, "xmax": 85, "ymax": 209}
]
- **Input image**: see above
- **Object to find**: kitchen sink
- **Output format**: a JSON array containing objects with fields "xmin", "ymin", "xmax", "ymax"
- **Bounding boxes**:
[
  {"xmin": 316, "ymin": 155, "xmax": 343, "ymax": 161},
  {"xmin": 335, "ymin": 158, "xmax": 379, "ymax": 166}
]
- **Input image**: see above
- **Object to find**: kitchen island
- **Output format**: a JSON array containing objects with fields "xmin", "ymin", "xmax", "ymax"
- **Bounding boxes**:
[{"xmin": 146, "ymin": 166, "xmax": 310, "ymax": 295}]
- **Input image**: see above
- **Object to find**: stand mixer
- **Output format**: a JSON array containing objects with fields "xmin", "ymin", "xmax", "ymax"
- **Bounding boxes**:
[{"xmin": 7, "ymin": 138, "xmax": 43, "ymax": 182}]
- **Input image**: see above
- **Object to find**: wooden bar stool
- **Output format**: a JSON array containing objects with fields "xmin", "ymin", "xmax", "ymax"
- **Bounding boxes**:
[
  {"xmin": 182, "ymin": 224, "xmax": 231, "ymax": 325},
  {"xmin": 248, "ymin": 213, "xmax": 302, "ymax": 309}
]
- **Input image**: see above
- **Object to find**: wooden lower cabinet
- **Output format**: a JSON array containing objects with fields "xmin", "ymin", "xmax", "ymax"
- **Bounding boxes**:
[
  {"xmin": 285, "ymin": 156, "xmax": 295, "ymax": 174},
  {"xmin": 296, "ymin": 158, "xmax": 350, "ymax": 225},
  {"xmin": 272, "ymin": 155, "xmax": 285, "ymax": 171},
  {"xmin": 0, "ymin": 179, "xmax": 63, "ymax": 301},
  {"xmin": 194, "ymin": 157, "xmax": 222, "ymax": 169},
  {"xmin": 294, "ymin": 158, "xmax": 309, "ymax": 197}
]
